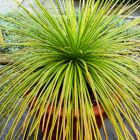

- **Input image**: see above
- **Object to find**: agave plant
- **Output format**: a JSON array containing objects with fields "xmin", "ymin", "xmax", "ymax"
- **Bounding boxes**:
[{"xmin": 0, "ymin": 0, "xmax": 140, "ymax": 140}]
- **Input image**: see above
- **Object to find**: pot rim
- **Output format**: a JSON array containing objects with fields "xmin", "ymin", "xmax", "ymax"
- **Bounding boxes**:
[{"xmin": 44, "ymin": 104, "xmax": 105, "ymax": 118}]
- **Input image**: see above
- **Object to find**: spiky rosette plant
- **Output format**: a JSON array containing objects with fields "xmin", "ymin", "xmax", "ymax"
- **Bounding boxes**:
[{"xmin": 0, "ymin": 0, "xmax": 140, "ymax": 140}]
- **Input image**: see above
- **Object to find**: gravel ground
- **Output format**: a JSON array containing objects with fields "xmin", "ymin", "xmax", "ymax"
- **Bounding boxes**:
[
  {"xmin": 0, "ymin": 111, "xmax": 139, "ymax": 140},
  {"xmin": 0, "ymin": 117, "xmax": 115, "ymax": 140}
]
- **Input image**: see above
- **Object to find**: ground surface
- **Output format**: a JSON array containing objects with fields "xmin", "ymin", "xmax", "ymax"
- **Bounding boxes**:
[{"xmin": 0, "ymin": 114, "xmax": 139, "ymax": 140}]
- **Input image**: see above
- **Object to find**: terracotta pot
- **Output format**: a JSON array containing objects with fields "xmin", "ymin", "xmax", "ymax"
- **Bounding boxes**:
[
  {"xmin": 26, "ymin": 92, "xmax": 106, "ymax": 139},
  {"xmin": 39, "ymin": 104, "xmax": 107, "ymax": 140}
]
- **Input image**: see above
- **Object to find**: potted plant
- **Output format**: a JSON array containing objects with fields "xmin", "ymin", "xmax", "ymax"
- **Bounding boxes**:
[{"xmin": 0, "ymin": 0, "xmax": 140, "ymax": 140}]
